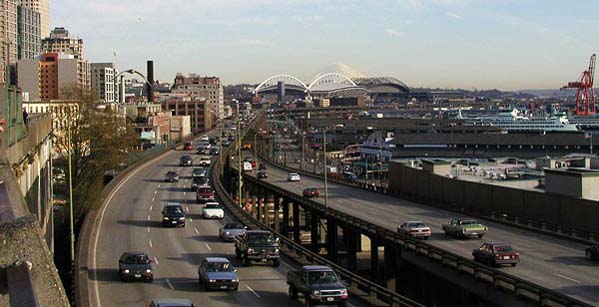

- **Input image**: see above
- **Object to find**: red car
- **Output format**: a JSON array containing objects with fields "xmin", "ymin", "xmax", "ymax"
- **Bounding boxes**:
[
  {"xmin": 183, "ymin": 142, "xmax": 193, "ymax": 150},
  {"xmin": 302, "ymin": 187, "xmax": 320, "ymax": 198},
  {"xmin": 472, "ymin": 242, "xmax": 520, "ymax": 267},
  {"xmin": 196, "ymin": 186, "xmax": 215, "ymax": 203}
]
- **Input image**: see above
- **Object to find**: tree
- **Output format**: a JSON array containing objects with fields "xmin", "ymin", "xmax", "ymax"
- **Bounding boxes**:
[{"xmin": 53, "ymin": 85, "xmax": 137, "ymax": 220}]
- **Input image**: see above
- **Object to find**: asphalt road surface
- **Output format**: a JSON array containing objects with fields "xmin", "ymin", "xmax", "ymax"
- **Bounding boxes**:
[
  {"xmin": 88, "ymin": 130, "xmax": 367, "ymax": 307},
  {"xmin": 245, "ymin": 152, "xmax": 599, "ymax": 306}
]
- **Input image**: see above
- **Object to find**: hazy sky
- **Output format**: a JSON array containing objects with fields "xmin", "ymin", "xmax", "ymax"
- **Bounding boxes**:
[{"xmin": 52, "ymin": 0, "xmax": 599, "ymax": 90}]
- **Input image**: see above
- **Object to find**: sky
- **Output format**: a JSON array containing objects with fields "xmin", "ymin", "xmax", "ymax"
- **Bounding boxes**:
[{"xmin": 52, "ymin": 0, "xmax": 599, "ymax": 90}]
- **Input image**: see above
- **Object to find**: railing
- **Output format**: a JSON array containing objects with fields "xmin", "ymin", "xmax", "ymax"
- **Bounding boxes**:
[
  {"xmin": 211, "ymin": 115, "xmax": 425, "ymax": 307},
  {"xmin": 241, "ymin": 160, "xmax": 593, "ymax": 307}
]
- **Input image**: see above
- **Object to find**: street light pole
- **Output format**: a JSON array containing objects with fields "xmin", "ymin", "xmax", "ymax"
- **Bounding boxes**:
[
  {"xmin": 323, "ymin": 128, "xmax": 328, "ymax": 208},
  {"xmin": 67, "ymin": 116, "xmax": 75, "ymax": 265},
  {"xmin": 237, "ymin": 104, "xmax": 242, "ymax": 208}
]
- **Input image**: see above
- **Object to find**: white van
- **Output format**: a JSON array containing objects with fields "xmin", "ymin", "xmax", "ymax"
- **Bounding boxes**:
[{"xmin": 243, "ymin": 161, "xmax": 253, "ymax": 172}]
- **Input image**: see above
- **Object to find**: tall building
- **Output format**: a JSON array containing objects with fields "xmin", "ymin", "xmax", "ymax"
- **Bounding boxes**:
[
  {"xmin": 17, "ymin": 5, "xmax": 40, "ymax": 60},
  {"xmin": 42, "ymin": 27, "xmax": 83, "ymax": 59},
  {"xmin": 172, "ymin": 73, "xmax": 225, "ymax": 121},
  {"xmin": 160, "ymin": 95, "xmax": 213, "ymax": 133},
  {"xmin": 91, "ymin": 62, "xmax": 118, "ymax": 103},
  {"xmin": 17, "ymin": 52, "xmax": 90, "ymax": 101},
  {"xmin": 18, "ymin": 0, "xmax": 48, "ymax": 38},
  {"xmin": 0, "ymin": 0, "xmax": 18, "ymax": 84}
]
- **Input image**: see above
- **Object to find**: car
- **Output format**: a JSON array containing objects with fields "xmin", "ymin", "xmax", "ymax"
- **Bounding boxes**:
[
  {"xmin": 149, "ymin": 299, "xmax": 195, "ymax": 307},
  {"xmin": 162, "ymin": 202, "xmax": 186, "ymax": 227},
  {"xmin": 198, "ymin": 155, "xmax": 211, "ymax": 167},
  {"xmin": 179, "ymin": 155, "xmax": 193, "ymax": 167},
  {"xmin": 242, "ymin": 161, "xmax": 253, "ymax": 172},
  {"xmin": 244, "ymin": 158, "xmax": 257, "ymax": 168},
  {"xmin": 183, "ymin": 142, "xmax": 193, "ymax": 151},
  {"xmin": 210, "ymin": 147, "xmax": 220, "ymax": 155},
  {"xmin": 118, "ymin": 251, "xmax": 154, "ymax": 282},
  {"xmin": 586, "ymin": 245, "xmax": 599, "ymax": 260},
  {"xmin": 472, "ymin": 242, "xmax": 520, "ymax": 267},
  {"xmin": 302, "ymin": 187, "xmax": 320, "ymax": 198},
  {"xmin": 191, "ymin": 176, "xmax": 208, "ymax": 191},
  {"xmin": 257, "ymin": 170, "xmax": 268, "ymax": 179},
  {"xmin": 397, "ymin": 221, "xmax": 431, "ymax": 239},
  {"xmin": 235, "ymin": 230, "xmax": 280, "ymax": 266},
  {"xmin": 164, "ymin": 171, "xmax": 179, "ymax": 182},
  {"xmin": 200, "ymin": 135, "xmax": 209, "ymax": 142},
  {"xmin": 221, "ymin": 140, "xmax": 231, "ymax": 147},
  {"xmin": 442, "ymin": 218, "xmax": 487, "ymax": 239},
  {"xmin": 228, "ymin": 135, "xmax": 235, "ymax": 142},
  {"xmin": 258, "ymin": 163, "xmax": 266, "ymax": 171},
  {"xmin": 192, "ymin": 167, "xmax": 207, "ymax": 178},
  {"xmin": 287, "ymin": 265, "xmax": 348, "ymax": 307},
  {"xmin": 219, "ymin": 223, "xmax": 247, "ymax": 241},
  {"xmin": 209, "ymin": 137, "xmax": 217, "ymax": 145},
  {"xmin": 198, "ymin": 257, "xmax": 239, "ymax": 290},
  {"xmin": 287, "ymin": 172, "xmax": 301, "ymax": 182},
  {"xmin": 202, "ymin": 202, "xmax": 225, "ymax": 219},
  {"xmin": 196, "ymin": 185, "xmax": 215, "ymax": 203}
]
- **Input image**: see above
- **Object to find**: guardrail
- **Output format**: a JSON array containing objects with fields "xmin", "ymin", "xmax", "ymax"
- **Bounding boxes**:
[
  {"xmin": 245, "ymin": 151, "xmax": 593, "ymax": 307},
  {"xmin": 256, "ymin": 146, "xmax": 599, "ymax": 245},
  {"xmin": 212, "ymin": 116, "xmax": 425, "ymax": 307}
]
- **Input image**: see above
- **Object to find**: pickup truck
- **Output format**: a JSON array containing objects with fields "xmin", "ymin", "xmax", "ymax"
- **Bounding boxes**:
[
  {"xmin": 235, "ymin": 230, "xmax": 280, "ymax": 267},
  {"xmin": 442, "ymin": 218, "xmax": 487, "ymax": 239},
  {"xmin": 287, "ymin": 265, "xmax": 348, "ymax": 307}
]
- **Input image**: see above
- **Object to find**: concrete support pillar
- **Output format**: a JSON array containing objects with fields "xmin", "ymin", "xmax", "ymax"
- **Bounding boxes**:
[
  {"xmin": 273, "ymin": 196, "xmax": 281, "ymax": 233},
  {"xmin": 327, "ymin": 217, "xmax": 338, "ymax": 263},
  {"xmin": 383, "ymin": 244, "xmax": 401, "ymax": 292},
  {"xmin": 264, "ymin": 193, "xmax": 270, "ymax": 226},
  {"xmin": 256, "ymin": 191, "xmax": 262, "ymax": 222},
  {"xmin": 370, "ymin": 236, "xmax": 379, "ymax": 282},
  {"xmin": 310, "ymin": 211, "xmax": 320, "ymax": 253},
  {"xmin": 346, "ymin": 227, "xmax": 357, "ymax": 271},
  {"xmin": 282, "ymin": 199, "xmax": 290, "ymax": 237},
  {"xmin": 293, "ymin": 202, "xmax": 301, "ymax": 244}
]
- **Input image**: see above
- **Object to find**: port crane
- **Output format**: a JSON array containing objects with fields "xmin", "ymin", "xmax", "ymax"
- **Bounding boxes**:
[{"xmin": 562, "ymin": 54, "xmax": 596, "ymax": 115}]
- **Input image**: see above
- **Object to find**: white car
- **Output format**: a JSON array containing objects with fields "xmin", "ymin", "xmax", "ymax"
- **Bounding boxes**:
[
  {"xmin": 243, "ymin": 161, "xmax": 253, "ymax": 172},
  {"xmin": 200, "ymin": 135, "xmax": 210, "ymax": 142},
  {"xmin": 198, "ymin": 156, "xmax": 212, "ymax": 166},
  {"xmin": 287, "ymin": 172, "xmax": 301, "ymax": 182},
  {"xmin": 398, "ymin": 221, "xmax": 432, "ymax": 239},
  {"xmin": 202, "ymin": 202, "xmax": 225, "ymax": 219}
]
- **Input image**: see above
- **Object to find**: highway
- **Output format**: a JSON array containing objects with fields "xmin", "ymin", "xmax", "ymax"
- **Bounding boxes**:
[
  {"xmin": 87, "ymin": 131, "xmax": 368, "ymax": 307},
  {"xmin": 246, "ymin": 151, "xmax": 599, "ymax": 305}
]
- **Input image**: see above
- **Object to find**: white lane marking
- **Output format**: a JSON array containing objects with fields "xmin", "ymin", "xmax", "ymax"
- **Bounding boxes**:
[
  {"xmin": 194, "ymin": 228, "xmax": 200, "ymax": 235},
  {"xmin": 154, "ymin": 257, "xmax": 159, "ymax": 265},
  {"xmin": 246, "ymin": 285, "xmax": 261, "ymax": 298},
  {"xmin": 146, "ymin": 227, "xmax": 150, "ymax": 233},
  {"xmin": 147, "ymin": 214, "xmax": 151, "ymax": 221},
  {"xmin": 149, "ymin": 205, "xmax": 153, "ymax": 211},
  {"xmin": 157, "ymin": 184, "xmax": 161, "ymax": 188},
  {"xmin": 149, "ymin": 240, "xmax": 153, "ymax": 248},
  {"xmin": 154, "ymin": 190, "xmax": 158, "ymax": 194},
  {"xmin": 151, "ymin": 197, "xmax": 155, "ymax": 203},
  {"xmin": 555, "ymin": 273, "xmax": 581, "ymax": 283},
  {"xmin": 204, "ymin": 243, "xmax": 212, "ymax": 251},
  {"xmin": 92, "ymin": 151, "xmax": 171, "ymax": 307},
  {"xmin": 189, "ymin": 217, "xmax": 193, "ymax": 222},
  {"xmin": 166, "ymin": 278, "xmax": 174, "ymax": 290}
]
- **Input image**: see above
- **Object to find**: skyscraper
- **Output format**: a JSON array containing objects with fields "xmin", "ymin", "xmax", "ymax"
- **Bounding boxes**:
[
  {"xmin": 0, "ymin": 0, "xmax": 18, "ymax": 84},
  {"xmin": 17, "ymin": 0, "xmax": 48, "ymax": 38},
  {"xmin": 17, "ymin": 5, "xmax": 40, "ymax": 60},
  {"xmin": 42, "ymin": 27, "xmax": 83, "ymax": 59}
]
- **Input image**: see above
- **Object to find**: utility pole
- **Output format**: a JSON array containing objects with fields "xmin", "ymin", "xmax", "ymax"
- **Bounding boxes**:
[
  {"xmin": 300, "ymin": 133, "xmax": 305, "ymax": 171},
  {"xmin": 67, "ymin": 119, "xmax": 75, "ymax": 265},
  {"xmin": 237, "ymin": 104, "xmax": 242, "ymax": 208},
  {"xmin": 323, "ymin": 128, "xmax": 328, "ymax": 208},
  {"xmin": 379, "ymin": 131, "xmax": 383, "ymax": 187}
]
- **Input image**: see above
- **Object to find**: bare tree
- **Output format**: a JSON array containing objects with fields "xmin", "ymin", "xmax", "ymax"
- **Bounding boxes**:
[{"xmin": 53, "ymin": 85, "xmax": 137, "ymax": 220}]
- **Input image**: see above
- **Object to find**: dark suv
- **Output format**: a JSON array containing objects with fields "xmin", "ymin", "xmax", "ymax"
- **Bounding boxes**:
[
  {"xmin": 162, "ymin": 202, "xmax": 186, "ymax": 227},
  {"xmin": 118, "ymin": 251, "xmax": 154, "ymax": 282},
  {"xmin": 179, "ymin": 155, "xmax": 193, "ymax": 167}
]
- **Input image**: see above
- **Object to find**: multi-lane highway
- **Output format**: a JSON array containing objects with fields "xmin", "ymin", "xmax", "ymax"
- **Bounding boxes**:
[
  {"xmin": 86, "ymin": 131, "xmax": 369, "ymax": 307},
  {"xmin": 247, "ymin": 152, "xmax": 599, "ymax": 305}
]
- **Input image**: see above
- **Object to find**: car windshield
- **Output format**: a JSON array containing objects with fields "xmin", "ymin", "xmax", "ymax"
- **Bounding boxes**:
[
  {"xmin": 460, "ymin": 220, "xmax": 478, "ymax": 225},
  {"xmin": 205, "ymin": 204, "xmax": 221, "ymax": 209},
  {"xmin": 181, "ymin": 156, "xmax": 191, "ymax": 161},
  {"xmin": 247, "ymin": 233, "xmax": 275, "ymax": 244},
  {"xmin": 308, "ymin": 271, "xmax": 338, "ymax": 285},
  {"xmin": 193, "ymin": 177, "xmax": 205, "ymax": 183},
  {"xmin": 166, "ymin": 172, "xmax": 177, "ymax": 176},
  {"xmin": 225, "ymin": 223, "xmax": 244, "ymax": 229},
  {"xmin": 124, "ymin": 254, "xmax": 150, "ymax": 264},
  {"xmin": 493, "ymin": 245, "xmax": 514, "ymax": 253},
  {"xmin": 205, "ymin": 262, "xmax": 233, "ymax": 272},
  {"xmin": 290, "ymin": 173, "xmax": 298, "ymax": 177},
  {"xmin": 165, "ymin": 206, "xmax": 183, "ymax": 214},
  {"xmin": 409, "ymin": 222, "xmax": 426, "ymax": 228}
]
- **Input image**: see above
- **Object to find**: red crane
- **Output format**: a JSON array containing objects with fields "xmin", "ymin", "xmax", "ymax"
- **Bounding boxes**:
[{"xmin": 562, "ymin": 54, "xmax": 596, "ymax": 116}]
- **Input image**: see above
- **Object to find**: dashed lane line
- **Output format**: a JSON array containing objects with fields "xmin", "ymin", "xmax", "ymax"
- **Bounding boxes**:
[
  {"xmin": 246, "ymin": 285, "xmax": 261, "ymax": 298},
  {"xmin": 204, "ymin": 243, "xmax": 212, "ymax": 251},
  {"xmin": 555, "ymin": 273, "xmax": 581, "ymax": 283},
  {"xmin": 194, "ymin": 228, "xmax": 200, "ymax": 235},
  {"xmin": 166, "ymin": 278, "xmax": 174, "ymax": 290},
  {"xmin": 149, "ymin": 240, "xmax": 153, "ymax": 248}
]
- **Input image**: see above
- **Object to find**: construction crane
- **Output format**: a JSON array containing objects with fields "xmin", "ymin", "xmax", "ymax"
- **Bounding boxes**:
[{"xmin": 562, "ymin": 54, "xmax": 596, "ymax": 116}]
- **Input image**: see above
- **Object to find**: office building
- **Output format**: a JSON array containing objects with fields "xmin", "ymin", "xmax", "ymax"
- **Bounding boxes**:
[
  {"xmin": 172, "ymin": 73, "xmax": 225, "ymax": 121},
  {"xmin": 17, "ymin": 52, "xmax": 90, "ymax": 101},
  {"xmin": 17, "ymin": 0, "xmax": 48, "ymax": 38},
  {"xmin": 1, "ymin": 0, "xmax": 18, "ymax": 84},
  {"xmin": 160, "ymin": 94, "xmax": 213, "ymax": 133},
  {"xmin": 17, "ymin": 5, "xmax": 40, "ymax": 60},
  {"xmin": 91, "ymin": 63, "xmax": 118, "ymax": 102},
  {"xmin": 42, "ymin": 27, "xmax": 83, "ymax": 59}
]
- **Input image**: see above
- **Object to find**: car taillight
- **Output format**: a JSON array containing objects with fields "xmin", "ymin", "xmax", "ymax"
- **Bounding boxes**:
[{"xmin": 495, "ymin": 254, "xmax": 502, "ymax": 259}]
